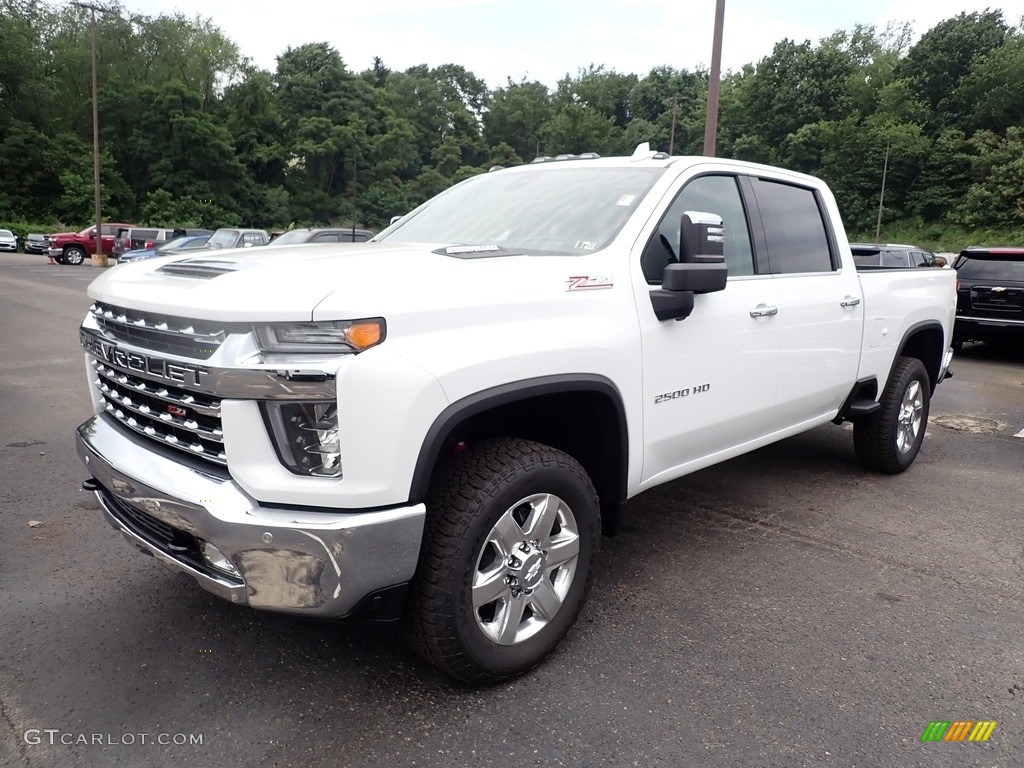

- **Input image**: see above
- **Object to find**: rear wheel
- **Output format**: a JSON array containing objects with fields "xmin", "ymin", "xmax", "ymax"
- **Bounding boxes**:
[
  {"xmin": 63, "ymin": 246, "xmax": 86, "ymax": 266},
  {"xmin": 854, "ymin": 357, "xmax": 931, "ymax": 474},
  {"xmin": 404, "ymin": 437, "xmax": 600, "ymax": 685}
]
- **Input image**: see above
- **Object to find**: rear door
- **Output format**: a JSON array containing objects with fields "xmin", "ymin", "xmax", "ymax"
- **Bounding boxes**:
[{"xmin": 746, "ymin": 177, "xmax": 863, "ymax": 426}]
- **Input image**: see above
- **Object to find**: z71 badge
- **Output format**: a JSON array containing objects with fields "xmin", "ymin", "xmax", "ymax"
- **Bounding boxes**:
[{"xmin": 566, "ymin": 275, "xmax": 613, "ymax": 291}]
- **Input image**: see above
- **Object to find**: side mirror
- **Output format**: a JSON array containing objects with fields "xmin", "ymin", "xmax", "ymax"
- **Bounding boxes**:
[
  {"xmin": 649, "ymin": 211, "xmax": 727, "ymax": 321},
  {"xmin": 242, "ymin": 242, "xmax": 253, "ymax": 248},
  {"xmin": 662, "ymin": 261, "xmax": 728, "ymax": 294},
  {"xmin": 666, "ymin": 211, "xmax": 727, "ymax": 293},
  {"xmin": 933, "ymin": 256, "xmax": 947, "ymax": 268},
  {"xmin": 89, "ymin": 229, "xmax": 97, "ymax": 239}
]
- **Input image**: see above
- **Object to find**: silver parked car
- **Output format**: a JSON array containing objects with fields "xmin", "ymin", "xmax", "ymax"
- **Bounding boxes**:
[
  {"xmin": 0, "ymin": 229, "xmax": 18, "ymax": 252},
  {"xmin": 23, "ymin": 233, "xmax": 48, "ymax": 254}
]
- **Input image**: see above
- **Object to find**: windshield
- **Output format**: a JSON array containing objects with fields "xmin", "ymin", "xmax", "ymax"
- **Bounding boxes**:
[
  {"xmin": 207, "ymin": 230, "xmax": 240, "ymax": 248},
  {"xmin": 160, "ymin": 235, "xmax": 210, "ymax": 252},
  {"xmin": 269, "ymin": 229, "xmax": 313, "ymax": 246},
  {"xmin": 155, "ymin": 235, "xmax": 190, "ymax": 251},
  {"xmin": 377, "ymin": 166, "xmax": 664, "ymax": 255},
  {"xmin": 957, "ymin": 255, "xmax": 1024, "ymax": 280}
]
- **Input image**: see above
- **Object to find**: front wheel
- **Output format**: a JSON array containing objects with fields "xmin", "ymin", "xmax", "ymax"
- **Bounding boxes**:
[
  {"xmin": 404, "ymin": 438, "xmax": 600, "ymax": 685},
  {"xmin": 63, "ymin": 246, "xmax": 86, "ymax": 265},
  {"xmin": 854, "ymin": 356, "xmax": 931, "ymax": 474}
]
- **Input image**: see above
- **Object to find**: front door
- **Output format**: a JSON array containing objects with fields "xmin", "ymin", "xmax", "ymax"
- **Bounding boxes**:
[{"xmin": 632, "ymin": 172, "xmax": 781, "ymax": 489}]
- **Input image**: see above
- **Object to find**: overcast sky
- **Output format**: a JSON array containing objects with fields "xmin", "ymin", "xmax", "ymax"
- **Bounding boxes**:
[{"xmin": 126, "ymin": 0, "xmax": 1024, "ymax": 88}]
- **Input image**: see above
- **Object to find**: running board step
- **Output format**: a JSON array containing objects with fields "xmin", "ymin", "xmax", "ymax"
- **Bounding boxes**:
[{"xmin": 845, "ymin": 399, "xmax": 881, "ymax": 418}]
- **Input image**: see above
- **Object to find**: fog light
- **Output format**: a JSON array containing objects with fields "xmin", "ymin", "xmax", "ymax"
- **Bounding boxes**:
[
  {"xmin": 200, "ymin": 541, "xmax": 241, "ymax": 579},
  {"xmin": 262, "ymin": 401, "xmax": 342, "ymax": 478}
]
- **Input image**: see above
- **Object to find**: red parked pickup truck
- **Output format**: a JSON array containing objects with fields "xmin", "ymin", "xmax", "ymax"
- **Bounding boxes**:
[{"xmin": 48, "ymin": 223, "xmax": 135, "ymax": 265}]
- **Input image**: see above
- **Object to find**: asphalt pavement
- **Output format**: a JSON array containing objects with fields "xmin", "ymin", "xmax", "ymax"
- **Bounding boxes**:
[{"xmin": 1, "ymin": 252, "xmax": 1023, "ymax": 768}]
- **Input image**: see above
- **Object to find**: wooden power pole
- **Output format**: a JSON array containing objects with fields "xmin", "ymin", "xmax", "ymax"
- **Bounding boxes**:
[
  {"xmin": 703, "ymin": 0, "xmax": 726, "ymax": 157},
  {"xmin": 71, "ymin": 2, "xmax": 108, "ymax": 267}
]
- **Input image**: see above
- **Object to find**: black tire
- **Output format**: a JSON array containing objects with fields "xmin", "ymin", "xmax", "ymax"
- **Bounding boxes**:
[
  {"xmin": 64, "ymin": 246, "xmax": 86, "ymax": 265},
  {"xmin": 404, "ymin": 437, "xmax": 600, "ymax": 685},
  {"xmin": 854, "ymin": 357, "xmax": 931, "ymax": 474}
]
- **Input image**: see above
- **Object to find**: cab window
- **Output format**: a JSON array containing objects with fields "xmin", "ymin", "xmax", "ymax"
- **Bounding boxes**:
[{"xmin": 641, "ymin": 175, "xmax": 755, "ymax": 283}]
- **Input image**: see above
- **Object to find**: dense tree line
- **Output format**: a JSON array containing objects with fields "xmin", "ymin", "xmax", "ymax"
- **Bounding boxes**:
[{"xmin": 2, "ymin": 0, "xmax": 1023, "ymax": 245}]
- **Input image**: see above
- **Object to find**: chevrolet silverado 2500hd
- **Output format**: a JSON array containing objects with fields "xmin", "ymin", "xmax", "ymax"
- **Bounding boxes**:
[{"xmin": 76, "ymin": 148, "xmax": 957, "ymax": 684}]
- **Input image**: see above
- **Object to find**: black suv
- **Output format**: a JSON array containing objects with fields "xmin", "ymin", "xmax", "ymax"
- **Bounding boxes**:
[
  {"xmin": 850, "ymin": 243, "xmax": 945, "ymax": 268},
  {"xmin": 952, "ymin": 247, "xmax": 1024, "ymax": 350}
]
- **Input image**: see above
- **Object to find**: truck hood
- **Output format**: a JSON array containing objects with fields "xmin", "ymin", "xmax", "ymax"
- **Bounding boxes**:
[{"xmin": 86, "ymin": 242, "xmax": 605, "ymax": 323}]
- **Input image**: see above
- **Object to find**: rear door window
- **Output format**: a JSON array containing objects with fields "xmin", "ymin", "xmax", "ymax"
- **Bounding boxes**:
[{"xmin": 751, "ymin": 179, "xmax": 835, "ymax": 274}]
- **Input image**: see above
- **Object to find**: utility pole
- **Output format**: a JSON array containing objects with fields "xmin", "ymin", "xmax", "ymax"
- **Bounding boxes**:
[
  {"xmin": 875, "ymin": 140, "xmax": 891, "ymax": 243},
  {"xmin": 703, "ymin": 0, "xmax": 726, "ymax": 157},
  {"xmin": 668, "ymin": 95, "xmax": 679, "ymax": 155},
  {"xmin": 71, "ymin": 2, "xmax": 107, "ymax": 267}
]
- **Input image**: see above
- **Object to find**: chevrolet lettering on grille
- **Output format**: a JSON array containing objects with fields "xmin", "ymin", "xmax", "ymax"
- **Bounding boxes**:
[{"xmin": 81, "ymin": 331, "xmax": 210, "ymax": 387}]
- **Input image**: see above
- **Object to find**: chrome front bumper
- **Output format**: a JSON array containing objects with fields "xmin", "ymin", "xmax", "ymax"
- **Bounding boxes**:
[{"xmin": 76, "ymin": 415, "xmax": 425, "ymax": 618}]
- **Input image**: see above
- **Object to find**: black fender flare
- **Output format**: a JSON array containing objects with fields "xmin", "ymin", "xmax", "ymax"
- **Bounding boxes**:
[
  {"xmin": 408, "ymin": 373, "xmax": 629, "ymax": 506},
  {"xmin": 889, "ymin": 320, "xmax": 946, "ymax": 391}
]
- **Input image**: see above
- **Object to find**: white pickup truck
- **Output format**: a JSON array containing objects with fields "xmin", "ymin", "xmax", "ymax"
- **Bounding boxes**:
[{"xmin": 76, "ymin": 147, "xmax": 957, "ymax": 684}]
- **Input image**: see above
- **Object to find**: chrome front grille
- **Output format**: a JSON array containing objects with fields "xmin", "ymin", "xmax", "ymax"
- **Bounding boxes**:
[
  {"xmin": 92, "ymin": 359, "xmax": 226, "ymax": 465},
  {"xmin": 89, "ymin": 302, "xmax": 230, "ymax": 359}
]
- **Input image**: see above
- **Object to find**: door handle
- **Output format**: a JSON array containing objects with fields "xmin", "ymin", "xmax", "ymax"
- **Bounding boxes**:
[
  {"xmin": 749, "ymin": 305, "xmax": 778, "ymax": 318},
  {"xmin": 840, "ymin": 296, "xmax": 861, "ymax": 308}
]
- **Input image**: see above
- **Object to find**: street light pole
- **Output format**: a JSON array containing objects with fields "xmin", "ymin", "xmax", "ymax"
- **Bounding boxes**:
[
  {"xmin": 71, "ymin": 1, "xmax": 107, "ymax": 267},
  {"xmin": 703, "ymin": 0, "xmax": 726, "ymax": 157}
]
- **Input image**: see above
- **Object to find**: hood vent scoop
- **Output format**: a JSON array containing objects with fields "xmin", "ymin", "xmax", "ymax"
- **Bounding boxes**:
[{"xmin": 156, "ymin": 258, "xmax": 249, "ymax": 279}]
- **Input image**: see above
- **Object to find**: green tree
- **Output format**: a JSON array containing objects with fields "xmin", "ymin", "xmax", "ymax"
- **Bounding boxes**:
[
  {"xmin": 896, "ymin": 10, "xmax": 1008, "ymax": 131},
  {"xmin": 951, "ymin": 30, "xmax": 1024, "ymax": 133},
  {"xmin": 483, "ymin": 79, "xmax": 553, "ymax": 161},
  {"xmin": 955, "ymin": 128, "xmax": 1024, "ymax": 228}
]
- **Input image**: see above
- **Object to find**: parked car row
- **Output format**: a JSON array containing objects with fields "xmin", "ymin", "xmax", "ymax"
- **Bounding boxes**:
[
  {"xmin": 112, "ymin": 227, "xmax": 214, "ymax": 260},
  {"xmin": 9, "ymin": 223, "xmax": 379, "ymax": 263},
  {"xmin": 117, "ymin": 234, "xmax": 215, "ymax": 263},
  {"xmin": 116, "ymin": 226, "xmax": 376, "ymax": 262},
  {"xmin": 850, "ymin": 242, "xmax": 948, "ymax": 268}
]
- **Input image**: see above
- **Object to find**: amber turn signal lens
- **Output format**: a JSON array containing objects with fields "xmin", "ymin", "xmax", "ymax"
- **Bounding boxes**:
[{"xmin": 345, "ymin": 321, "xmax": 383, "ymax": 350}]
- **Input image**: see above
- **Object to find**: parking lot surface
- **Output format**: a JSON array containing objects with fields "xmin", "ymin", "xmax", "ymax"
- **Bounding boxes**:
[{"xmin": 1, "ymin": 252, "xmax": 1022, "ymax": 767}]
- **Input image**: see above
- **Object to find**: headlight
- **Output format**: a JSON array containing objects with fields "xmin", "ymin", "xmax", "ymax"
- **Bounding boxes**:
[
  {"xmin": 254, "ymin": 319, "xmax": 385, "ymax": 354},
  {"xmin": 262, "ymin": 401, "xmax": 341, "ymax": 477}
]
